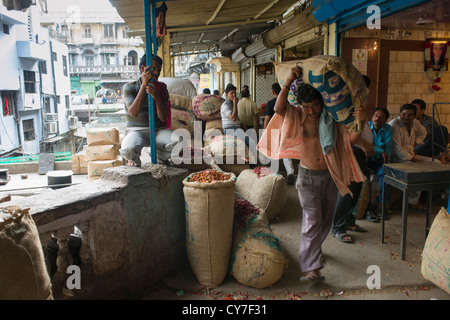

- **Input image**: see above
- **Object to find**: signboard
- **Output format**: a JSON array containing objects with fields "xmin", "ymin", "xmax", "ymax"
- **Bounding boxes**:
[{"xmin": 199, "ymin": 74, "xmax": 210, "ymax": 89}]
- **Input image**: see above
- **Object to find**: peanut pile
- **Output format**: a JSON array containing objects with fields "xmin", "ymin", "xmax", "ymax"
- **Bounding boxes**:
[{"xmin": 189, "ymin": 169, "xmax": 231, "ymax": 183}]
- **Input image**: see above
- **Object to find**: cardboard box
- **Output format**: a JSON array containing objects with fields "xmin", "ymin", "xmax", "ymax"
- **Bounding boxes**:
[
  {"xmin": 86, "ymin": 127, "xmax": 120, "ymax": 146},
  {"xmin": 88, "ymin": 158, "xmax": 122, "ymax": 178},
  {"xmin": 71, "ymin": 154, "xmax": 88, "ymax": 175},
  {"xmin": 85, "ymin": 145, "xmax": 119, "ymax": 161}
]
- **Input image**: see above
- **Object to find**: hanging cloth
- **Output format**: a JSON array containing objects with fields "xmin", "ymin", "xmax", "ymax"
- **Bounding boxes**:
[{"xmin": 155, "ymin": 1, "xmax": 168, "ymax": 37}]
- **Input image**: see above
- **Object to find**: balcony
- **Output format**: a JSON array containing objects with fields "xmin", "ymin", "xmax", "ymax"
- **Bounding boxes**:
[
  {"xmin": 70, "ymin": 65, "xmax": 140, "ymax": 79},
  {"xmin": 2, "ymin": 165, "xmax": 189, "ymax": 299},
  {"xmin": 16, "ymin": 41, "xmax": 47, "ymax": 61}
]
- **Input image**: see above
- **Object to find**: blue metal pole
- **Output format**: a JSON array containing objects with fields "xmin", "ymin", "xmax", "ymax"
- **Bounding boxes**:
[{"xmin": 144, "ymin": 0, "xmax": 157, "ymax": 164}]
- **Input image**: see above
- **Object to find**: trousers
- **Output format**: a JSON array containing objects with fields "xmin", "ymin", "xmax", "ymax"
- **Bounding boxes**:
[
  {"xmin": 119, "ymin": 127, "xmax": 180, "ymax": 165},
  {"xmin": 296, "ymin": 165, "xmax": 338, "ymax": 273}
]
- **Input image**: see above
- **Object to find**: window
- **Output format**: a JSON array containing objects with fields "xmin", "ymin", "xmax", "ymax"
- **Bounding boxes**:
[
  {"xmin": 84, "ymin": 26, "xmax": 91, "ymax": 38},
  {"xmin": 23, "ymin": 71, "xmax": 37, "ymax": 93},
  {"xmin": 1, "ymin": 91, "xmax": 15, "ymax": 116},
  {"xmin": 62, "ymin": 55, "xmax": 68, "ymax": 76},
  {"xmin": 39, "ymin": 61, "xmax": 47, "ymax": 74},
  {"xmin": 43, "ymin": 97, "xmax": 51, "ymax": 113},
  {"xmin": 69, "ymin": 54, "xmax": 77, "ymax": 66},
  {"xmin": 104, "ymin": 53, "xmax": 116, "ymax": 65},
  {"xmin": 56, "ymin": 96, "xmax": 61, "ymax": 104},
  {"xmin": 104, "ymin": 24, "xmax": 114, "ymax": 38},
  {"xmin": 123, "ymin": 27, "xmax": 129, "ymax": 39},
  {"xmin": 86, "ymin": 55, "xmax": 94, "ymax": 66},
  {"xmin": 52, "ymin": 52, "xmax": 57, "ymax": 61},
  {"xmin": 65, "ymin": 95, "xmax": 70, "ymax": 109},
  {"xmin": 3, "ymin": 23, "xmax": 10, "ymax": 35},
  {"xmin": 23, "ymin": 119, "xmax": 35, "ymax": 141}
]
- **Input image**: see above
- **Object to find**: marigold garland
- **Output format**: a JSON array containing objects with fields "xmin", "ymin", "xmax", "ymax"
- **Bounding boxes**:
[{"xmin": 424, "ymin": 40, "xmax": 450, "ymax": 91}]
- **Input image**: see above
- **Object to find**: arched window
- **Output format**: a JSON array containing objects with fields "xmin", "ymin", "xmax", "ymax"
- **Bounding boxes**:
[
  {"xmin": 127, "ymin": 50, "xmax": 138, "ymax": 66},
  {"xmin": 83, "ymin": 49, "xmax": 94, "ymax": 66}
]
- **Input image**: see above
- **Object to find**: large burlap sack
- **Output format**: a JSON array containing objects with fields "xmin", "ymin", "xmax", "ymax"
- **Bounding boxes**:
[
  {"xmin": 0, "ymin": 206, "xmax": 53, "ymax": 300},
  {"xmin": 421, "ymin": 207, "xmax": 450, "ymax": 294},
  {"xmin": 203, "ymin": 135, "xmax": 249, "ymax": 164},
  {"xmin": 235, "ymin": 169, "xmax": 287, "ymax": 220},
  {"xmin": 86, "ymin": 127, "xmax": 120, "ymax": 146},
  {"xmin": 159, "ymin": 77, "xmax": 197, "ymax": 98},
  {"xmin": 192, "ymin": 94, "xmax": 224, "ymax": 121},
  {"xmin": 183, "ymin": 171, "xmax": 236, "ymax": 288},
  {"xmin": 230, "ymin": 196, "xmax": 287, "ymax": 289},
  {"xmin": 169, "ymin": 93, "xmax": 193, "ymax": 112},
  {"xmin": 170, "ymin": 108, "xmax": 196, "ymax": 136},
  {"xmin": 274, "ymin": 55, "xmax": 368, "ymax": 133}
]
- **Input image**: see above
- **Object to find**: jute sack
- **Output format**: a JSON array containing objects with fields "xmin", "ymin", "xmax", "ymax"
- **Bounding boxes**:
[
  {"xmin": 235, "ymin": 169, "xmax": 287, "ymax": 220},
  {"xmin": 203, "ymin": 135, "xmax": 249, "ymax": 164},
  {"xmin": 274, "ymin": 55, "xmax": 368, "ymax": 133},
  {"xmin": 421, "ymin": 207, "xmax": 450, "ymax": 294},
  {"xmin": 230, "ymin": 196, "xmax": 287, "ymax": 289},
  {"xmin": 192, "ymin": 94, "xmax": 224, "ymax": 121},
  {"xmin": 182, "ymin": 171, "xmax": 236, "ymax": 288},
  {"xmin": 0, "ymin": 206, "xmax": 53, "ymax": 300},
  {"xmin": 170, "ymin": 108, "xmax": 196, "ymax": 136},
  {"xmin": 169, "ymin": 93, "xmax": 193, "ymax": 112}
]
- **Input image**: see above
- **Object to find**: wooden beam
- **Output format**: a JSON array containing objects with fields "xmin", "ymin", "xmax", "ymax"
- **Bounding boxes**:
[
  {"xmin": 206, "ymin": 0, "xmax": 226, "ymax": 26},
  {"xmin": 253, "ymin": 0, "xmax": 280, "ymax": 20}
]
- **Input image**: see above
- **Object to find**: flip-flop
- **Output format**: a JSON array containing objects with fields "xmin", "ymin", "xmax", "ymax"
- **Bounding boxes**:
[
  {"xmin": 365, "ymin": 211, "xmax": 379, "ymax": 223},
  {"xmin": 299, "ymin": 270, "xmax": 325, "ymax": 282},
  {"xmin": 347, "ymin": 225, "xmax": 367, "ymax": 232},
  {"xmin": 332, "ymin": 232, "xmax": 353, "ymax": 243}
]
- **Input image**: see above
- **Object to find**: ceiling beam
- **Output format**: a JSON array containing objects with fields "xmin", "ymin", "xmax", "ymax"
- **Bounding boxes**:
[
  {"xmin": 253, "ymin": 0, "xmax": 280, "ymax": 20},
  {"xmin": 127, "ymin": 17, "xmax": 277, "ymax": 37},
  {"xmin": 206, "ymin": 0, "xmax": 227, "ymax": 26}
]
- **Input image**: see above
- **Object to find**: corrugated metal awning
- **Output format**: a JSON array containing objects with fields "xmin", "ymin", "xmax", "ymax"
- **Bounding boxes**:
[{"xmin": 109, "ymin": 0, "xmax": 300, "ymax": 56}]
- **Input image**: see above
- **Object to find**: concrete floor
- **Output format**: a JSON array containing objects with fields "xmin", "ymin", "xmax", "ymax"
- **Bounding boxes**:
[
  {"xmin": 141, "ymin": 181, "xmax": 450, "ymax": 301},
  {"xmin": 1, "ymin": 168, "xmax": 448, "ymax": 301}
]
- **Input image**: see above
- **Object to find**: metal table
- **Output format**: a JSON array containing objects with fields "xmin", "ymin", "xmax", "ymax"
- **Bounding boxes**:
[{"xmin": 381, "ymin": 162, "xmax": 450, "ymax": 260}]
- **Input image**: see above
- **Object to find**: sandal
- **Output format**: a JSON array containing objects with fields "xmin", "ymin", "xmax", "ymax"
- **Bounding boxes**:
[
  {"xmin": 299, "ymin": 269, "xmax": 325, "ymax": 282},
  {"xmin": 347, "ymin": 225, "xmax": 367, "ymax": 232},
  {"xmin": 365, "ymin": 210, "xmax": 379, "ymax": 223},
  {"xmin": 332, "ymin": 232, "xmax": 353, "ymax": 243}
]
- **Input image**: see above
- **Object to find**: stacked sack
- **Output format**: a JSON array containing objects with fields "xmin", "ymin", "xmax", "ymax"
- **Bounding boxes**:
[
  {"xmin": 192, "ymin": 94, "xmax": 224, "ymax": 145},
  {"xmin": 85, "ymin": 127, "xmax": 122, "ymax": 180},
  {"xmin": 229, "ymin": 195, "xmax": 288, "ymax": 289},
  {"xmin": 169, "ymin": 93, "xmax": 196, "ymax": 137}
]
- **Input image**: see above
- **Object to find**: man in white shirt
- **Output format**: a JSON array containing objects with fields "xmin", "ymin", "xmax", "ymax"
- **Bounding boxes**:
[{"xmin": 389, "ymin": 103, "xmax": 430, "ymax": 211}]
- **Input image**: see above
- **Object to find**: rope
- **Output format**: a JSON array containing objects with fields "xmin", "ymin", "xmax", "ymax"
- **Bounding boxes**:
[{"xmin": 141, "ymin": 163, "xmax": 169, "ymax": 188}]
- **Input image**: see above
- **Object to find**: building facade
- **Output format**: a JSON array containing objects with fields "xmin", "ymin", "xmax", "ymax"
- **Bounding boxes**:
[
  {"xmin": 40, "ymin": 9, "xmax": 145, "ymax": 100},
  {"xmin": 0, "ymin": 3, "xmax": 72, "ymax": 156}
]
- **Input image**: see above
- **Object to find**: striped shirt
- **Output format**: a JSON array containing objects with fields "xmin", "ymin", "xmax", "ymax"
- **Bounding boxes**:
[{"xmin": 123, "ymin": 78, "xmax": 169, "ymax": 129}]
